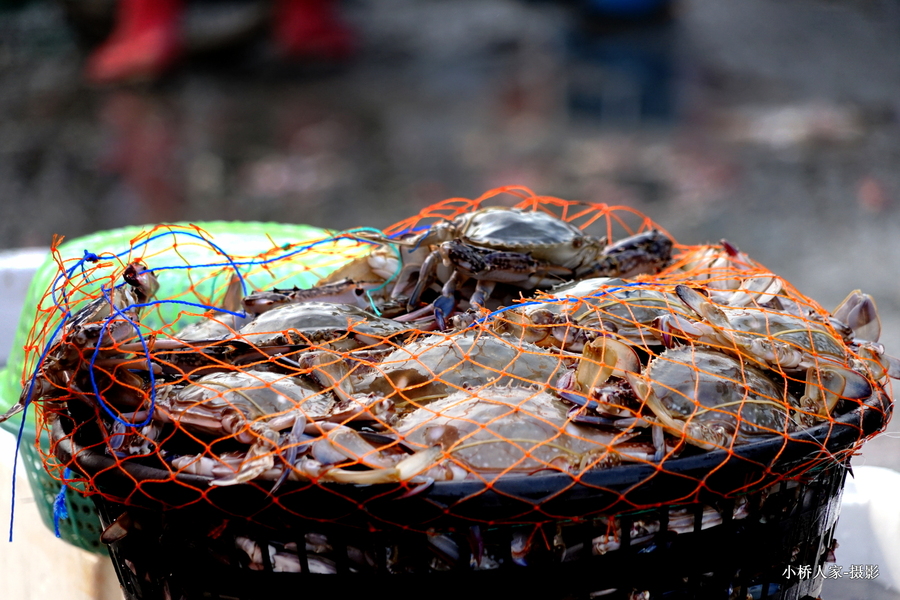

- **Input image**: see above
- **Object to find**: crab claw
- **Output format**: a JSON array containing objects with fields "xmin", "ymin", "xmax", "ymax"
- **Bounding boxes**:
[
  {"xmin": 653, "ymin": 313, "xmax": 708, "ymax": 348},
  {"xmin": 211, "ymin": 426, "xmax": 281, "ymax": 486},
  {"xmin": 719, "ymin": 274, "xmax": 783, "ymax": 307},
  {"xmin": 575, "ymin": 337, "xmax": 640, "ymax": 392},
  {"xmin": 675, "ymin": 285, "xmax": 726, "ymax": 324},
  {"xmin": 0, "ymin": 393, "xmax": 27, "ymax": 425},
  {"xmin": 801, "ymin": 365, "xmax": 872, "ymax": 422},
  {"xmin": 122, "ymin": 261, "xmax": 160, "ymax": 304},
  {"xmin": 433, "ymin": 294, "xmax": 456, "ymax": 330},
  {"xmin": 834, "ymin": 290, "xmax": 881, "ymax": 343},
  {"xmin": 318, "ymin": 446, "xmax": 443, "ymax": 484}
]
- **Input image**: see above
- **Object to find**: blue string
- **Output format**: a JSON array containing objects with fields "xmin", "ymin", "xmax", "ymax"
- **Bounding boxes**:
[
  {"xmin": 52, "ymin": 468, "xmax": 73, "ymax": 538},
  {"xmin": 9, "ymin": 316, "xmax": 69, "ymax": 542},
  {"xmin": 87, "ymin": 288, "xmax": 157, "ymax": 429},
  {"xmin": 387, "ymin": 225, "xmax": 432, "ymax": 239}
]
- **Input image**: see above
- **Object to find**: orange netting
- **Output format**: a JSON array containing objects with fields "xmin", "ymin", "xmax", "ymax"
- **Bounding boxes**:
[{"xmin": 12, "ymin": 186, "xmax": 893, "ymax": 533}]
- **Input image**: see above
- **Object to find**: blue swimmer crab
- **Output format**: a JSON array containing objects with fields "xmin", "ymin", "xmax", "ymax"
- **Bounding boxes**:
[
  {"xmin": 659, "ymin": 285, "xmax": 878, "ymax": 418},
  {"xmin": 289, "ymin": 384, "xmax": 647, "ymax": 485},
  {"xmin": 394, "ymin": 385, "xmax": 646, "ymax": 480},
  {"xmin": 1, "ymin": 261, "xmax": 159, "ymax": 424},
  {"xmin": 492, "ymin": 278, "xmax": 690, "ymax": 351},
  {"xmin": 152, "ymin": 302, "xmax": 416, "ymax": 379},
  {"xmin": 306, "ymin": 330, "xmax": 572, "ymax": 416},
  {"xmin": 624, "ymin": 346, "xmax": 803, "ymax": 451},
  {"xmin": 236, "ymin": 302, "xmax": 412, "ymax": 351},
  {"xmin": 147, "ymin": 370, "xmax": 347, "ymax": 486},
  {"xmin": 400, "ymin": 207, "xmax": 673, "ymax": 325}
]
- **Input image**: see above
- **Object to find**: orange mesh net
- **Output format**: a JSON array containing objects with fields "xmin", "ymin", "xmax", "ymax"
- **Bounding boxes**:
[{"xmin": 15, "ymin": 186, "xmax": 892, "ymax": 536}]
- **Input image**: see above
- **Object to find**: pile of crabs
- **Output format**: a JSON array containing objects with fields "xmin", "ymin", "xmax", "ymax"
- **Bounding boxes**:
[{"xmin": 10, "ymin": 202, "xmax": 898, "ymax": 494}]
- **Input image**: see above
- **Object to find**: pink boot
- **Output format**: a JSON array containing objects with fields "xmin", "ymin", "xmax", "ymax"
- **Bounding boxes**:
[
  {"xmin": 85, "ymin": 0, "xmax": 183, "ymax": 84},
  {"xmin": 273, "ymin": 0, "xmax": 356, "ymax": 61}
]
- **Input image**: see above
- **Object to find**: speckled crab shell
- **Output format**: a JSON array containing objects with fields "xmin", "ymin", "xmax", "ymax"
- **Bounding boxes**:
[
  {"xmin": 449, "ymin": 207, "xmax": 604, "ymax": 268},
  {"xmin": 349, "ymin": 331, "xmax": 571, "ymax": 411},
  {"xmin": 236, "ymin": 302, "xmax": 411, "ymax": 350},
  {"xmin": 155, "ymin": 370, "xmax": 333, "ymax": 442},
  {"xmin": 631, "ymin": 346, "xmax": 802, "ymax": 449},
  {"xmin": 395, "ymin": 385, "xmax": 637, "ymax": 474}
]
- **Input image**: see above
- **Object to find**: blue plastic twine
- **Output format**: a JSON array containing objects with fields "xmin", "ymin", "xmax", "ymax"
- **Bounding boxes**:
[{"xmin": 52, "ymin": 468, "xmax": 73, "ymax": 538}]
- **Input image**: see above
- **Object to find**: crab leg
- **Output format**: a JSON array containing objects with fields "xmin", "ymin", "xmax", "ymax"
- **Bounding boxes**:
[
  {"xmin": 318, "ymin": 446, "xmax": 443, "ymax": 484},
  {"xmin": 434, "ymin": 270, "xmax": 463, "ymax": 329},
  {"xmin": 271, "ymin": 416, "xmax": 310, "ymax": 492},
  {"xmin": 406, "ymin": 249, "xmax": 442, "ymax": 312}
]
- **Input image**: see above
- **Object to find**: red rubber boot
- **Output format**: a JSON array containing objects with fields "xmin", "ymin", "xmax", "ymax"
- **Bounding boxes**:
[
  {"xmin": 85, "ymin": 0, "xmax": 184, "ymax": 84},
  {"xmin": 272, "ymin": 0, "xmax": 356, "ymax": 62}
]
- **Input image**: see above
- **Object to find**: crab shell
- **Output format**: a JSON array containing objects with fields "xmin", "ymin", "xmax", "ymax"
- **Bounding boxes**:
[
  {"xmin": 237, "ymin": 302, "xmax": 412, "ymax": 351},
  {"xmin": 568, "ymin": 281, "xmax": 690, "ymax": 348},
  {"xmin": 425, "ymin": 207, "xmax": 608, "ymax": 272},
  {"xmin": 626, "ymin": 346, "xmax": 802, "ymax": 450},
  {"xmin": 426, "ymin": 208, "xmax": 673, "ymax": 279},
  {"xmin": 493, "ymin": 278, "xmax": 689, "ymax": 351},
  {"xmin": 395, "ymin": 385, "xmax": 639, "ymax": 476},
  {"xmin": 154, "ymin": 370, "xmax": 333, "ymax": 442},
  {"xmin": 348, "ymin": 331, "xmax": 571, "ymax": 412}
]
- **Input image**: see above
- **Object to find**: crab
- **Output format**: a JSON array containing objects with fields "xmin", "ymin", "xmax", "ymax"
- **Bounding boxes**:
[
  {"xmin": 492, "ymin": 278, "xmax": 690, "ymax": 351},
  {"xmin": 657, "ymin": 284, "xmax": 877, "ymax": 417},
  {"xmin": 624, "ymin": 346, "xmax": 804, "ymax": 451},
  {"xmin": 1, "ymin": 261, "xmax": 159, "ymax": 425},
  {"xmin": 317, "ymin": 330, "xmax": 573, "ymax": 416},
  {"xmin": 150, "ymin": 302, "xmax": 417, "ymax": 379},
  {"xmin": 241, "ymin": 279, "xmax": 407, "ymax": 317},
  {"xmin": 148, "ymin": 369, "xmax": 352, "ymax": 486},
  {"xmin": 397, "ymin": 207, "xmax": 673, "ymax": 326},
  {"xmin": 672, "ymin": 240, "xmax": 783, "ymax": 307},
  {"xmin": 395, "ymin": 384, "xmax": 646, "ymax": 478},
  {"xmin": 235, "ymin": 302, "xmax": 413, "ymax": 351},
  {"xmin": 282, "ymin": 384, "xmax": 647, "ymax": 486},
  {"xmin": 169, "ymin": 424, "xmax": 410, "ymax": 488}
]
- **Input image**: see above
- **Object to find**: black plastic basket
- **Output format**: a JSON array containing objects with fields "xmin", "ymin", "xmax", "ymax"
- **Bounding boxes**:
[{"xmin": 52, "ymin": 388, "xmax": 890, "ymax": 600}]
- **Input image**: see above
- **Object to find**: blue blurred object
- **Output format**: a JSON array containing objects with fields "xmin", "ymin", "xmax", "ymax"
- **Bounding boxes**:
[
  {"xmin": 583, "ymin": 0, "xmax": 671, "ymax": 19},
  {"xmin": 565, "ymin": 10, "xmax": 677, "ymax": 124}
]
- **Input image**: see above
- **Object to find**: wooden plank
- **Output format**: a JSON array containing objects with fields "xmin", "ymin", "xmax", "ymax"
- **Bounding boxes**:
[{"xmin": 0, "ymin": 430, "xmax": 122, "ymax": 600}]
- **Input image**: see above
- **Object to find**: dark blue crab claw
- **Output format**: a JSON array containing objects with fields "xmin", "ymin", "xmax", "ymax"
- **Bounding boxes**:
[
  {"xmin": 271, "ymin": 416, "xmax": 309, "ymax": 493},
  {"xmin": 557, "ymin": 389, "xmax": 601, "ymax": 412},
  {"xmin": 433, "ymin": 295, "xmax": 456, "ymax": 330}
]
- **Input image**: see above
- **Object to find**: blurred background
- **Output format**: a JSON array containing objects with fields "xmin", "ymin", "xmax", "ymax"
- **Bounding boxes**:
[{"xmin": 1, "ymin": 0, "xmax": 899, "ymax": 597}]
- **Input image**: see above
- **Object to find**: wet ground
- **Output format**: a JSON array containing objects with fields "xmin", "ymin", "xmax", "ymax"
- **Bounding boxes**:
[{"xmin": 1, "ymin": 0, "xmax": 900, "ymax": 597}]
